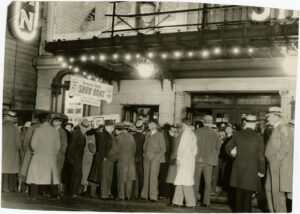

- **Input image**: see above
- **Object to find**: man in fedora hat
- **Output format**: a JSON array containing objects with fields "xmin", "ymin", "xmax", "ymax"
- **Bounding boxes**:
[
  {"xmin": 141, "ymin": 119, "xmax": 166, "ymax": 202},
  {"xmin": 26, "ymin": 113, "xmax": 61, "ymax": 199},
  {"xmin": 115, "ymin": 123, "xmax": 136, "ymax": 200},
  {"xmin": 51, "ymin": 115, "xmax": 68, "ymax": 196},
  {"xmin": 68, "ymin": 118, "xmax": 90, "ymax": 198},
  {"xmin": 265, "ymin": 107, "xmax": 294, "ymax": 212},
  {"xmin": 226, "ymin": 115, "xmax": 265, "ymax": 212},
  {"xmin": 194, "ymin": 115, "xmax": 221, "ymax": 207},
  {"xmin": 2, "ymin": 111, "xmax": 22, "ymax": 192},
  {"xmin": 132, "ymin": 120, "xmax": 145, "ymax": 199},
  {"xmin": 89, "ymin": 119, "xmax": 118, "ymax": 200}
]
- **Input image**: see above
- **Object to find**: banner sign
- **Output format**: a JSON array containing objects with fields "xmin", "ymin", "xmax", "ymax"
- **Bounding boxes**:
[
  {"xmin": 64, "ymin": 91, "xmax": 84, "ymax": 125},
  {"xmin": 69, "ymin": 76, "xmax": 113, "ymax": 107}
]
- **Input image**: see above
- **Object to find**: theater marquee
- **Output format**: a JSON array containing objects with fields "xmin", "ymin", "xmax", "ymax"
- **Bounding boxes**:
[{"xmin": 9, "ymin": 2, "xmax": 40, "ymax": 42}]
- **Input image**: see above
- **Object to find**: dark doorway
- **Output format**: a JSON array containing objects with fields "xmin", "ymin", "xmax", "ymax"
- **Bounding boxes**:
[{"xmin": 122, "ymin": 105, "xmax": 159, "ymax": 124}]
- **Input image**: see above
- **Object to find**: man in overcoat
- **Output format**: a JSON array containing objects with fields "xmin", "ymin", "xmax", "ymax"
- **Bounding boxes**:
[
  {"xmin": 132, "ymin": 121, "xmax": 145, "ymax": 198},
  {"xmin": 88, "ymin": 120, "xmax": 117, "ymax": 199},
  {"xmin": 165, "ymin": 126, "xmax": 181, "ymax": 203},
  {"xmin": 265, "ymin": 107, "xmax": 294, "ymax": 212},
  {"xmin": 171, "ymin": 120, "xmax": 198, "ymax": 208},
  {"xmin": 115, "ymin": 123, "xmax": 136, "ymax": 200},
  {"xmin": 141, "ymin": 120, "xmax": 166, "ymax": 202},
  {"xmin": 194, "ymin": 115, "xmax": 221, "ymax": 207},
  {"xmin": 51, "ymin": 115, "xmax": 68, "ymax": 195},
  {"xmin": 2, "ymin": 111, "xmax": 22, "ymax": 192},
  {"xmin": 26, "ymin": 113, "xmax": 61, "ymax": 199},
  {"xmin": 68, "ymin": 119, "xmax": 90, "ymax": 197},
  {"xmin": 226, "ymin": 115, "xmax": 265, "ymax": 212}
]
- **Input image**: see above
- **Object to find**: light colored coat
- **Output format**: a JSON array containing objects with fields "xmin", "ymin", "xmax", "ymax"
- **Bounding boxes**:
[
  {"xmin": 2, "ymin": 120, "xmax": 21, "ymax": 173},
  {"xmin": 265, "ymin": 122, "xmax": 294, "ymax": 192},
  {"xmin": 26, "ymin": 122, "xmax": 61, "ymax": 185},
  {"xmin": 174, "ymin": 127, "xmax": 198, "ymax": 186}
]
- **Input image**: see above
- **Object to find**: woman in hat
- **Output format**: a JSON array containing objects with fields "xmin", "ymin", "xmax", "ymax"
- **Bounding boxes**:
[{"xmin": 225, "ymin": 115, "xmax": 265, "ymax": 212}]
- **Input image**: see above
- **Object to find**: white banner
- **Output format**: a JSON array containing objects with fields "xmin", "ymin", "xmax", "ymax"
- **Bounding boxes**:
[
  {"xmin": 64, "ymin": 91, "xmax": 84, "ymax": 125},
  {"xmin": 69, "ymin": 76, "xmax": 113, "ymax": 106}
]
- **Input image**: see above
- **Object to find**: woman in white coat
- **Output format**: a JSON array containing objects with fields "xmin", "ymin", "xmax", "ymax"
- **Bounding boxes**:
[{"xmin": 171, "ymin": 119, "xmax": 198, "ymax": 208}]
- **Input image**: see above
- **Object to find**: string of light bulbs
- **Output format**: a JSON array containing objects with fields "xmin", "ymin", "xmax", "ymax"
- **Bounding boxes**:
[{"xmin": 56, "ymin": 45, "xmax": 289, "ymax": 79}]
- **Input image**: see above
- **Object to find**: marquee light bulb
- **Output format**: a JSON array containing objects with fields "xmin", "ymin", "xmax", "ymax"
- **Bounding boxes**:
[
  {"xmin": 87, "ymin": 75, "xmax": 92, "ymax": 79},
  {"xmin": 90, "ymin": 55, "xmax": 95, "ymax": 61},
  {"xmin": 214, "ymin": 47, "xmax": 221, "ymax": 54},
  {"xmin": 113, "ymin": 53, "xmax": 119, "ymax": 59},
  {"xmin": 74, "ymin": 67, "xmax": 79, "ymax": 72},
  {"xmin": 161, "ymin": 53, "xmax": 167, "ymax": 59},
  {"xmin": 148, "ymin": 52, "xmax": 154, "ymax": 58},
  {"xmin": 81, "ymin": 55, "xmax": 87, "ymax": 62},
  {"xmin": 202, "ymin": 50, "xmax": 210, "ymax": 58},
  {"xmin": 232, "ymin": 47, "xmax": 240, "ymax": 54},
  {"xmin": 70, "ymin": 57, "xmax": 74, "ymax": 62},
  {"xmin": 57, "ymin": 56, "xmax": 64, "ymax": 62},
  {"xmin": 125, "ymin": 54, "xmax": 131, "ymax": 61},
  {"xmin": 136, "ymin": 54, "xmax": 141, "ymax": 59},
  {"xmin": 248, "ymin": 48, "xmax": 254, "ymax": 53},
  {"xmin": 62, "ymin": 62, "xmax": 67, "ymax": 68},
  {"xmin": 188, "ymin": 51, "xmax": 194, "ymax": 57},
  {"xmin": 174, "ymin": 51, "xmax": 182, "ymax": 58},
  {"xmin": 68, "ymin": 65, "xmax": 73, "ymax": 69},
  {"xmin": 83, "ymin": 72, "xmax": 87, "ymax": 75},
  {"xmin": 99, "ymin": 54, "xmax": 106, "ymax": 61}
]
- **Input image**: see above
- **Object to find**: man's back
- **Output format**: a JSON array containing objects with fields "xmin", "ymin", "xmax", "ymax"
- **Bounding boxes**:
[{"xmin": 195, "ymin": 126, "xmax": 221, "ymax": 166}]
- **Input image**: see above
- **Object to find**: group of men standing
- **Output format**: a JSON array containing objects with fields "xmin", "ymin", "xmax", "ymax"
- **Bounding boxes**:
[{"xmin": 1, "ymin": 105, "xmax": 295, "ymax": 213}]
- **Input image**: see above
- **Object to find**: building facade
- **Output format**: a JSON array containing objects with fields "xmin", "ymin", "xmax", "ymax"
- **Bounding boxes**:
[{"xmin": 5, "ymin": 2, "xmax": 298, "ymax": 126}]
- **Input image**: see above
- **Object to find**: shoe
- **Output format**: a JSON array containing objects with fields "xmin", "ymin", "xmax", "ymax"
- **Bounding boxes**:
[
  {"xmin": 186, "ymin": 206, "xmax": 196, "ymax": 209},
  {"xmin": 71, "ymin": 195, "xmax": 81, "ymax": 199},
  {"xmin": 168, "ymin": 203, "xmax": 183, "ymax": 208},
  {"xmin": 115, "ymin": 198, "xmax": 125, "ymax": 201},
  {"xmin": 101, "ymin": 198, "xmax": 110, "ymax": 201}
]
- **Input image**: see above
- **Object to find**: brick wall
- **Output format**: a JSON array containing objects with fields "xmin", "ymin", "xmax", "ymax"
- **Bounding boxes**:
[{"xmin": 3, "ymin": 28, "xmax": 39, "ymax": 109}]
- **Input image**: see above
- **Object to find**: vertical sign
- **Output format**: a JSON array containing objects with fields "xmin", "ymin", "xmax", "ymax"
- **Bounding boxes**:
[
  {"xmin": 9, "ymin": 2, "xmax": 40, "ymax": 42},
  {"xmin": 64, "ymin": 91, "xmax": 84, "ymax": 125}
]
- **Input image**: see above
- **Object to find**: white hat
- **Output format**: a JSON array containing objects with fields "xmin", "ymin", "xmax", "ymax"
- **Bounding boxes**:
[
  {"xmin": 266, "ymin": 106, "xmax": 283, "ymax": 116},
  {"xmin": 24, "ymin": 121, "xmax": 31, "ymax": 128},
  {"xmin": 245, "ymin": 115, "xmax": 258, "ymax": 123}
]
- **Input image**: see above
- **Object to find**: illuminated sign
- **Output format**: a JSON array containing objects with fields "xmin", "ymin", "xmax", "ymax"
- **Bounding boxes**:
[
  {"xmin": 9, "ymin": 2, "xmax": 40, "ymax": 42},
  {"xmin": 251, "ymin": 8, "xmax": 299, "ymax": 22}
]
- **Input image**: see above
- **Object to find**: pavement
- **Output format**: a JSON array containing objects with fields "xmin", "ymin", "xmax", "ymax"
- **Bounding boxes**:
[{"xmin": 1, "ymin": 192, "xmax": 262, "ymax": 213}]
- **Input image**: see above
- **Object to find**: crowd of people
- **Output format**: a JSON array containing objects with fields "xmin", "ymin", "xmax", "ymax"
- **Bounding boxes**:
[{"xmin": 1, "ymin": 106, "xmax": 294, "ymax": 213}]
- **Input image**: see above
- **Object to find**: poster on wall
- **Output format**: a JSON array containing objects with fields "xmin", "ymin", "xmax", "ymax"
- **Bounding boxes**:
[
  {"xmin": 64, "ymin": 91, "xmax": 84, "ymax": 125},
  {"xmin": 69, "ymin": 76, "xmax": 113, "ymax": 106}
]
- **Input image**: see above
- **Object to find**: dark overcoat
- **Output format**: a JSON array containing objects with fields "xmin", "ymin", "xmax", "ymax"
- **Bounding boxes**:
[
  {"xmin": 116, "ymin": 132, "xmax": 136, "ymax": 182},
  {"xmin": 67, "ymin": 129, "xmax": 86, "ymax": 165},
  {"xmin": 165, "ymin": 131, "xmax": 181, "ymax": 184},
  {"xmin": 88, "ymin": 130, "xmax": 113, "ymax": 183},
  {"xmin": 225, "ymin": 128, "xmax": 265, "ymax": 192}
]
